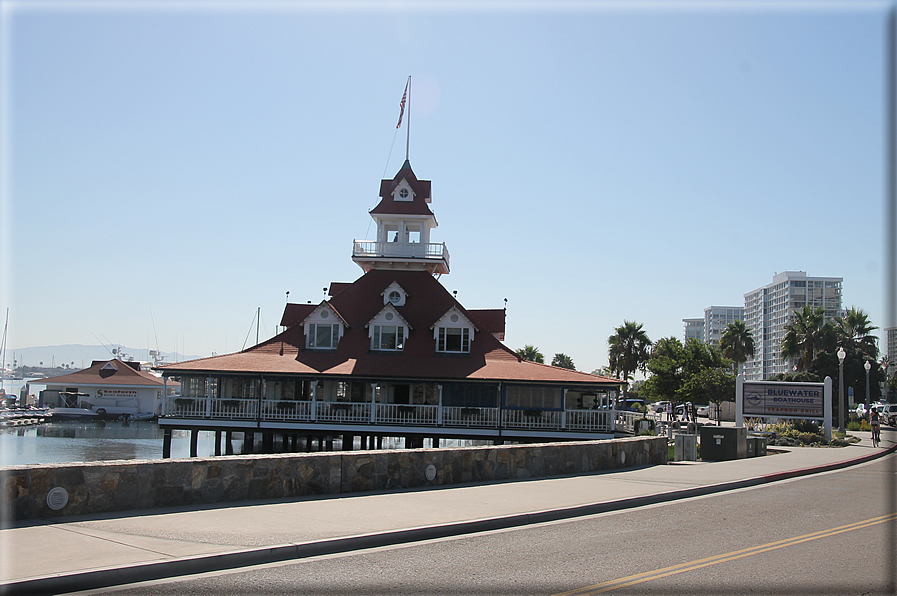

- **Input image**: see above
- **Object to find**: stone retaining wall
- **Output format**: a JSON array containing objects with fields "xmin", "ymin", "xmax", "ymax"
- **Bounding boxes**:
[{"xmin": 1, "ymin": 437, "xmax": 667, "ymax": 521}]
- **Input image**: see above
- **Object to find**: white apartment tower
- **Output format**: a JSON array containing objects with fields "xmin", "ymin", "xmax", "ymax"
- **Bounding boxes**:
[
  {"xmin": 886, "ymin": 327, "xmax": 896, "ymax": 396},
  {"xmin": 742, "ymin": 271, "xmax": 843, "ymax": 381},
  {"xmin": 683, "ymin": 307, "xmax": 746, "ymax": 345}
]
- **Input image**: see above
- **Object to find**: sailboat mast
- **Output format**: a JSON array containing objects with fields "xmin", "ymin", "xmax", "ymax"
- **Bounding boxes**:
[{"xmin": 1, "ymin": 308, "xmax": 8, "ymax": 393}]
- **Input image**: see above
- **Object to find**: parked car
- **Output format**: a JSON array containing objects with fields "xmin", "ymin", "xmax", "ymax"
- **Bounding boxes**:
[
  {"xmin": 652, "ymin": 401, "xmax": 671, "ymax": 413},
  {"xmin": 696, "ymin": 405, "xmax": 710, "ymax": 418},
  {"xmin": 675, "ymin": 402, "xmax": 693, "ymax": 418},
  {"xmin": 855, "ymin": 404, "xmax": 867, "ymax": 418},
  {"xmin": 881, "ymin": 404, "xmax": 897, "ymax": 426},
  {"xmin": 620, "ymin": 398, "xmax": 646, "ymax": 412}
]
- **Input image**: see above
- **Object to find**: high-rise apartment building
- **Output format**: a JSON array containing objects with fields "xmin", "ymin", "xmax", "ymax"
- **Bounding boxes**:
[
  {"xmin": 683, "ymin": 318, "xmax": 705, "ymax": 342},
  {"xmin": 742, "ymin": 271, "xmax": 843, "ymax": 381},
  {"xmin": 682, "ymin": 307, "xmax": 745, "ymax": 345},
  {"xmin": 886, "ymin": 326, "xmax": 896, "ymax": 397}
]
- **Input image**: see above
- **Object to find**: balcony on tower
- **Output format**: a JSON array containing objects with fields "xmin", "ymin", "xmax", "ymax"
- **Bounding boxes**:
[{"xmin": 352, "ymin": 238, "xmax": 450, "ymax": 275}]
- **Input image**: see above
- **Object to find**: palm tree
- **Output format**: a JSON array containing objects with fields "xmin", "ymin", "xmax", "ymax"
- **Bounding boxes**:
[
  {"xmin": 551, "ymin": 353, "xmax": 576, "ymax": 370},
  {"xmin": 515, "ymin": 345, "xmax": 544, "ymax": 364},
  {"xmin": 607, "ymin": 321, "xmax": 652, "ymax": 404},
  {"xmin": 781, "ymin": 306, "xmax": 833, "ymax": 372},
  {"xmin": 835, "ymin": 307, "xmax": 878, "ymax": 358},
  {"xmin": 719, "ymin": 320, "xmax": 755, "ymax": 376}
]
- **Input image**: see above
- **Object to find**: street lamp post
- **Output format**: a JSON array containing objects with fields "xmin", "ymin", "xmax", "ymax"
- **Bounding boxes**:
[
  {"xmin": 864, "ymin": 359, "xmax": 871, "ymax": 421},
  {"xmin": 838, "ymin": 347, "xmax": 846, "ymax": 434}
]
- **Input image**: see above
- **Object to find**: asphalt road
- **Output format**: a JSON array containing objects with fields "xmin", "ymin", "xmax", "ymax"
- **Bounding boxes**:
[{"xmin": 84, "ymin": 454, "xmax": 897, "ymax": 596}]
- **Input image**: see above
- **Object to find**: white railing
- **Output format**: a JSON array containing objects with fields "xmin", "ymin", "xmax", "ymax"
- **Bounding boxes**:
[
  {"xmin": 616, "ymin": 411, "xmax": 643, "ymax": 433},
  {"xmin": 502, "ymin": 409, "xmax": 562, "ymax": 429},
  {"xmin": 163, "ymin": 398, "xmax": 624, "ymax": 434},
  {"xmin": 212, "ymin": 398, "xmax": 259, "ymax": 419},
  {"xmin": 441, "ymin": 406, "xmax": 500, "ymax": 427},
  {"xmin": 262, "ymin": 400, "xmax": 313, "ymax": 421},
  {"xmin": 376, "ymin": 403, "xmax": 439, "ymax": 425},
  {"xmin": 353, "ymin": 241, "xmax": 449, "ymax": 264},
  {"xmin": 167, "ymin": 397, "xmax": 209, "ymax": 418},
  {"xmin": 316, "ymin": 402, "xmax": 371, "ymax": 423},
  {"xmin": 566, "ymin": 409, "xmax": 614, "ymax": 432}
]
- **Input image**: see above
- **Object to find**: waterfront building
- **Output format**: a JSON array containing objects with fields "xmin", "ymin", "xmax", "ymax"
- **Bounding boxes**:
[
  {"xmin": 36, "ymin": 359, "xmax": 167, "ymax": 416},
  {"xmin": 742, "ymin": 271, "xmax": 843, "ymax": 381},
  {"xmin": 158, "ymin": 161, "xmax": 624, "ymax": 454}
]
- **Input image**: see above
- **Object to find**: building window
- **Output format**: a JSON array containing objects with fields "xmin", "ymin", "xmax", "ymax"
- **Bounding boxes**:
[
  {"xmin": 438, "ymin": 327, "xmax": 470, "ymax": 353},
  {"xmin": 373, "ymin": 325, "xmax": 405, "ymax": 350},
  {"xmin": 307, "ymin": 323, "xmax": 340, "ymax": 349}
]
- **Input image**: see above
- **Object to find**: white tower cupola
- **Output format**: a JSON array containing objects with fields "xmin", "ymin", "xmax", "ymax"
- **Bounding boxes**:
[{"xmin": 352, "ymin": 160, "xmax": 450, "ymax": 276}]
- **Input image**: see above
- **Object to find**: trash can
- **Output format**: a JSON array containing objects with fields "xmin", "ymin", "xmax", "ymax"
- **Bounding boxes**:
[
  {"xmin": 675, "ymin": 433, "xmax": 697, "ymax": 461},
  {"xmin": 700, "ymin": 426, "xmax": 747, "ymax": 461}
]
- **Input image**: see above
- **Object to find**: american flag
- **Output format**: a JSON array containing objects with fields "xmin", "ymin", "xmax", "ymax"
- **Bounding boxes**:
[{"xmin": 396, "ymin": 81, "xmax": 408, "ymax": 129}]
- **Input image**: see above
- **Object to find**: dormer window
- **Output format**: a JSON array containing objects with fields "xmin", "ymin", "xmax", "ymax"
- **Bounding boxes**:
[
  {"xmin": 367, "ymin": 304, "xmax": 411, "ymax": 351},
  {"xmin": 303, "ymin": 303, "xmax": 345, "ymax": 350},
  {"xmin": 382, "ymin": 282, "xmax": 407, "ymax": 307},
  {"xmin": 373, "ymin": 325, "xmax": 405, "ymax": 350},
  {"xmin": 438, "ymin": 327, "xmax": 470, "ymax": 352},
  {"xmin": 433, "ymin": 308, "xmax": 476, "ymax": 354},
  {"xmin": 394, "ymin": 181, "xmax": 413, "ymax": 202},
  {"xmin": 307, "ymin": 323, "xmax": 340, "ymax": 349}
]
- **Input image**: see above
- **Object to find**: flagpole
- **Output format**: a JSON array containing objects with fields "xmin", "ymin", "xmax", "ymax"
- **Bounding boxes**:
[{"xmin": 405, "ymin": 75, "xmax": 411, "ymax": 161}]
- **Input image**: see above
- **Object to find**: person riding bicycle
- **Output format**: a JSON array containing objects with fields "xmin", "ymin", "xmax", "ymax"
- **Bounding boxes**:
[{"xmin": 870, "ymin": 409, "xmax": 881, "ymax": 447}]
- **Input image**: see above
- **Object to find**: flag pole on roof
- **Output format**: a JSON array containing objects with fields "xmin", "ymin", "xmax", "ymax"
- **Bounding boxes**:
[{"xmin": 396, "ymin": 75, "xmax": 411, "ymax": 162}]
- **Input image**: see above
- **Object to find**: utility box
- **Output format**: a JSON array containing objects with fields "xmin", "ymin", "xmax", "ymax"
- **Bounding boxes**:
[
  {"xmin": 752, "ymin": 434, "xmax": 767, "ymax": 456},
  {"xmin": 700, "ymin": 426, "xmax": 747, "ymax": 461},
  {"xmin": 675, "ymin": 433, "xmax": 697, "ymax": 461},
  {"xmin": 746, "ymin": 436, "xmax": 757, "ymax": 458}
]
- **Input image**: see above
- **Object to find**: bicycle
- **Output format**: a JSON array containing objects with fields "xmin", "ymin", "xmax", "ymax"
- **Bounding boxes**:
[{"xmin": 871, "ymin": 413, "xmax": 881, "ymax": 448}]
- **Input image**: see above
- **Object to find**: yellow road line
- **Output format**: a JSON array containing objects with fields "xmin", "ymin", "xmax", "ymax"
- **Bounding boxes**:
[{"xmin": 554, "ymin": 512, "xmax": 897, "ymax": 596}]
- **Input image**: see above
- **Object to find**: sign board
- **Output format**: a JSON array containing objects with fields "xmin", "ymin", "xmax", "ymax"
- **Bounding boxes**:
[
  {"xmin": 95, "ymin": 388, "xmax": 139, "ymax": 399},
  {"xmin": 742, "ymin": 381, "xmax": 825, "ymax": 419},
  {"xmin": 736, "ymin": 376, "xmax": 832, "ymax": 442}
]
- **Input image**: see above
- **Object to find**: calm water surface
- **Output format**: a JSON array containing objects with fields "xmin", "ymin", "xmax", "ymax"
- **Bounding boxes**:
[{"xmin": 0, "ymin": 421, "xmax": 220, "ymax": 466}]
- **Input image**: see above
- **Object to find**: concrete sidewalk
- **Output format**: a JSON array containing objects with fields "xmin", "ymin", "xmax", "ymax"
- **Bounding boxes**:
[{"xmin": 2, "ymin": 430, "xmax": 895, "ymax": 595}]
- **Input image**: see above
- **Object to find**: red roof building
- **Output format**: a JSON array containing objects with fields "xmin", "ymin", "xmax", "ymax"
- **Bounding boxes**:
[{"xmin": 159, "ymin": 162, "xmax": 623, "ymax": 446}]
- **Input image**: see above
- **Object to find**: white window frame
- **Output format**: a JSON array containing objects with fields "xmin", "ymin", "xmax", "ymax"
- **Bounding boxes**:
[
  {"xmin": 372, "ymin": 325, "xmax": 406, "ymax": 351},
  {"xmin": 437, "ymin": 326, "xmax": 470, "ymax": 353},
  {"xmin": 307, "ymin": 323, "xmax": 341, "ymax": 349}
]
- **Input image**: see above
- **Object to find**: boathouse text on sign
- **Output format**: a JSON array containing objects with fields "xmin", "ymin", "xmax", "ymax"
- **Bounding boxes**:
[{"xmin": 742, "ymin": 382, "xmax": 825, "ymax": 418}]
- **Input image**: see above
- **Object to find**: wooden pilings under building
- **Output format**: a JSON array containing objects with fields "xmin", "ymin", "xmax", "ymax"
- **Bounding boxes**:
[{"xmin": 160, "ymin": 426, "xmax": 486, "ymax": 458}]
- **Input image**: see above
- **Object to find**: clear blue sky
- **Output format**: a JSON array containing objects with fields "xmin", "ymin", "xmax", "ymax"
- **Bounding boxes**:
[{"xmin": 1, "ymin": 1, "xmax": 892, "ymax": 374}]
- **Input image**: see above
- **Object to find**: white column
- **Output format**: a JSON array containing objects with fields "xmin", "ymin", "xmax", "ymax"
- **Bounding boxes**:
[
  {"xmin": 311, "ymin": 380, "xmax": 317, "ymax": 421},
  {"xmin": 370, "ymin": 383, "xmax": 378, "ymax": 423},
  {"xmin": 561, "ymin": 389, "xmax": 567, "ymax": 429},
  {"xmin": 437, "ymin": 384, "xmax": 443, "ymax": 425}
]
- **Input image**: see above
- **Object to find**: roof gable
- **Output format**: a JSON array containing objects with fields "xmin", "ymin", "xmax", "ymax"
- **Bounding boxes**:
[{"xmin": 371, "ymin": 161, "xmax": 434, "ymax": 218}]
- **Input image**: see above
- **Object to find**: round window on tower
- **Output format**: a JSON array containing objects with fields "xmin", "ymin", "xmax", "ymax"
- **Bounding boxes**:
[
  {"xmin": 389, "ymin": 291, "xmax": 401, "ymax": 304},
  {"xmin": 399, "ymin": 188, "xmax": 409, "ymax": 199}
]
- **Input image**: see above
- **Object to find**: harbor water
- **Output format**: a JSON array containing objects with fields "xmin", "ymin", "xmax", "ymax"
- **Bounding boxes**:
[{"xmin": 0, "ymin": 420, "xmax": 220, "ymax": 466}]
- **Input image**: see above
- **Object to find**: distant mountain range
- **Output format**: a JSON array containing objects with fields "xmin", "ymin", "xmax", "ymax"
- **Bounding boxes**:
[{"xmin": 3, "ymin": 344, "xmax": 202, "ymax": 370}]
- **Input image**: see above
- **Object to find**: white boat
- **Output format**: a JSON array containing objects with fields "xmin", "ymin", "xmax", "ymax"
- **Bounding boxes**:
[{"xmin": 45, "ymin": 407, "xmax": 99, "ymax": 420}]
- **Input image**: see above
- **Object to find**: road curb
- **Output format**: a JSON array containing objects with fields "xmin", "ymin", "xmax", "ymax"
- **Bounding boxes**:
[{"xmin": 2, "ymin": 446, "xmax": 894, "ymax": 596}]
